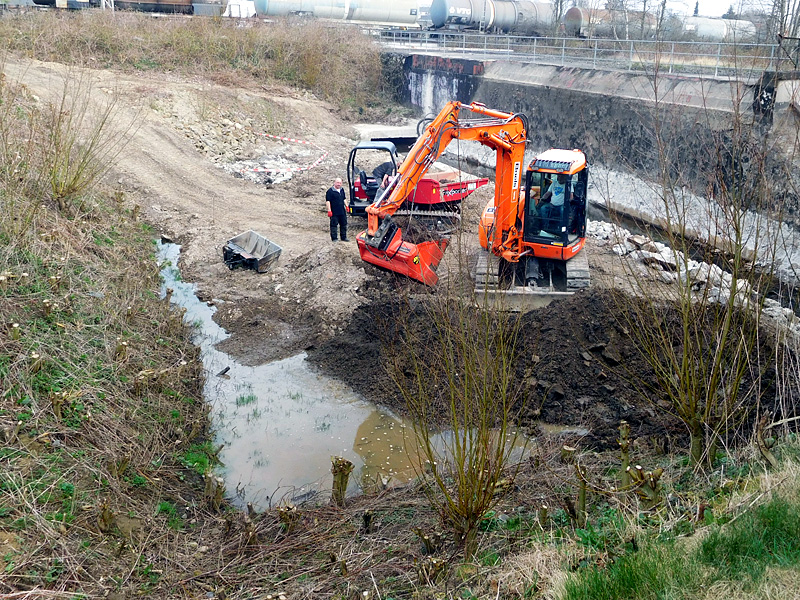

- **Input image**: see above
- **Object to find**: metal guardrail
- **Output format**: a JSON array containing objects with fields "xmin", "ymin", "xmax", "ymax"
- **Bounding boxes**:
[{"xmin": 374, "ymin": 30, "xmax": 784, "ymax": 79}]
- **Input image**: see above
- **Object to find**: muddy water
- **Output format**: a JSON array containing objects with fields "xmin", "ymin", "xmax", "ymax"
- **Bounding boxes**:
[{"xmin": 158, "ymin": 242, "xmax": 424, "ymax": 509}]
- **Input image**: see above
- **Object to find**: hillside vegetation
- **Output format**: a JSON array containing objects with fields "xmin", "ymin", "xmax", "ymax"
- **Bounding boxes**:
[{"xmin": 1, "ymin": 12, "xmax": 800, "ymax": 599}]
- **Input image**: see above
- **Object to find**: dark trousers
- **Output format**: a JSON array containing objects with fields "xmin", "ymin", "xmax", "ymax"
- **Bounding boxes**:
[{"xmin": 330, "ymin": 214, "xmax": 347, "ymax": 240}]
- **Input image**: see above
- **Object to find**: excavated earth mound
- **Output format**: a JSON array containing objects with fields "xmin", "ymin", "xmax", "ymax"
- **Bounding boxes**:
[{"xmin": 307, "ymin": 289, "xmax": 683, "ymax": 449}]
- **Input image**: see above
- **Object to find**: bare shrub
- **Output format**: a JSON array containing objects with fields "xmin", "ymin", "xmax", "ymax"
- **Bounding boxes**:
[
  {"xmin": 604, "ymin": 57, "xmax": 788, "ymax": 466},
  {"xmin": 42, "ymin": 70, "xmax": 136, "ymax": 213},
  {"xmin": 387, "ymin": 290, "xmax": 525, "ymax": 560}
]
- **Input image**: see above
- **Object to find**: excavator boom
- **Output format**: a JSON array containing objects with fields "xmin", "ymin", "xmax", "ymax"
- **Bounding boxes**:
[{"xmin": 357, "ymin": 101, "xmax": 529, "ymax": 285}]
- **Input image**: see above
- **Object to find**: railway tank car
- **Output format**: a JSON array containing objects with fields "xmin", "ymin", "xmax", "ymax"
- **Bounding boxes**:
[
  {"xmin": 31, "ymin": 0, "xmax": 194, "ymax": 11},
  {"xmin": 564, "ymin": 5, "xmax": 756, "ymax": 42},
  {"xmin": 564, "ymin": 6, "xmax": 656, "ymax": 38},
  {"xmin": 429, "ymin": 0, "xmax": 554, "ymax": 33},
  {"xmin": 683, "ymin": 16, "xmax": 756, "ymax": 41},
  {"xmin": 252, "ymin": 0, "xmax": 423, "ymax": 24},
  {"xmin": 30, "ymin": 0, "xmax": 92, "ymax": 8}
]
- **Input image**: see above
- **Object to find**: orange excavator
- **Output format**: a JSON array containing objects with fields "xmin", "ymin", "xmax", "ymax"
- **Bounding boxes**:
[
  {"xmin": 357, "ymin": 101, "xmax": 589, "ymax": 296},
  {"xmin": 356, "ymin": 101, "xmax": 530, "ymax": 286},
  {"xmin": 476, "ymin": 147, "xmax": 589, "ymax": 297}
]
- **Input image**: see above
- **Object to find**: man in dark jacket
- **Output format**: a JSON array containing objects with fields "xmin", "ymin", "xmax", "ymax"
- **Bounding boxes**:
[{"xmin": 326, "ymin": 177, "xmax": 348, "ymax": 241}]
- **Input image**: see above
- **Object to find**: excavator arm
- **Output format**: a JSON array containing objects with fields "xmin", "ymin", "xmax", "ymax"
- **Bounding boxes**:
[{"xmin": 357, "ymin": 101, "xmax": 529, "ymax": 285}]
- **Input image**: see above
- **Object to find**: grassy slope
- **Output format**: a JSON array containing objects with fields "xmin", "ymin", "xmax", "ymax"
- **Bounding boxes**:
[{"xmin": 1, "ymin": 11, "xmax": 799, "ymax": 599}]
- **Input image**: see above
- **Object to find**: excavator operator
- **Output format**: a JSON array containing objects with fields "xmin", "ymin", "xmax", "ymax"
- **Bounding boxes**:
[{"xmin": 538, "ymin": 173, "xmax": 568, "ymax": 234}]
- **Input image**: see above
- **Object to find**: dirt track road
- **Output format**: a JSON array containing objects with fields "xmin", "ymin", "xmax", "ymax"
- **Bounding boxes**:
[{"xmin": 5, "ymin": 56, "xmax": 409, "ymax": 363}]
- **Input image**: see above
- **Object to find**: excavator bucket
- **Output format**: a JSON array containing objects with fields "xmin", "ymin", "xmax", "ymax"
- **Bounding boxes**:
[{"xmin": 356, "ymin": 219, "xmax": 448, "ymax": 286}]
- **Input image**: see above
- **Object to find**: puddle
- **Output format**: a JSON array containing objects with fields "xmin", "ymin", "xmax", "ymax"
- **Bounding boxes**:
[
  {"xmin": 158, "ymin": 242, "xmax": 536, "ymax": 509},
  {"xmin": 158, "ymin": 242, "xmax": 424, "ymax": 509}
]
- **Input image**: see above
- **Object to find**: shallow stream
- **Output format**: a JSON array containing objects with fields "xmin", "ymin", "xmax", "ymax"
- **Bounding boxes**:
[{"xmin": 158, "ymin": 242, "xmax": 422, "ymax": 510}]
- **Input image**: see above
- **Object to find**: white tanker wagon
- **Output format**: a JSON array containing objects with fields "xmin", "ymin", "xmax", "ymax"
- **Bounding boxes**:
[
  {"xmin": 563, "ymin": 6, "xmax": 756, "ymax": 42},
  {"xmin": 683, "ymin": 16, "xmax": 756, "ymax": 42},
  {"xmin": 252, "ymin": 0, "xmax": 428, "ymax": 24},
  {"xmin": 429, "ymin": 0, "xmax": 555, "ymax": 33},
  {"xmin": 563, "ymin": 6, "xmax": 657, "ymax": 38}
]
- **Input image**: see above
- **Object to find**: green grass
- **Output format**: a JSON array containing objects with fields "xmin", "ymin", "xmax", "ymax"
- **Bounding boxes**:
[
  {"xmin": 156, "ymin": 500, "xmax": 183, "ymax": 530},
  {"xmin": 235, "ymin": 393, "xmax": 257, "ymax": 406},
  {"xmin": 179, "ymin": 441, "xmax": 217, "ymax": 475},
  {"xmin": 699, "ymin": 495, "xmax": 800, "ymax": 580},
  {"xmin": 562, "ymin": 539, "xmax": 701, "ymax": 600},
  {"xmin": 562, "ymin": 494, "xmax": 800, "ymax": 600}
]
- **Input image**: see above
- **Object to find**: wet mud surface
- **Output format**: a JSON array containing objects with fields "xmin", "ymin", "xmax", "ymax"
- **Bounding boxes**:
[{"xmin": 307, "ymin": 289, "xmax": 685, "ymax": 450}]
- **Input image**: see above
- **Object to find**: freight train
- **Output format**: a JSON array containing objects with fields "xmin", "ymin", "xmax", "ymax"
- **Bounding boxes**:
[
  {"xmin": 428, "ymin": 0, "xmax": 553, "ymax": 34},
  {"xmin": 26, "ymin": 0, "xmax": 759, "ymax": 43},
  {"xmin": 29, "ymin": 0, "xmax": 198, "ymax": 12},
  {"xmin": 252, "ymin": 0, "xmax": 758, "ymax": 42}
]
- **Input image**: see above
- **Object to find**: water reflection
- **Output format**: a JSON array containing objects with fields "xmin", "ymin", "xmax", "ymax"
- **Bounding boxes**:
[
  {"xmin": 355, "ymin": 411, "xmax": 420, "ymax": 485},
  {"xmin": 158, "ymin": 242, "xmax": 534, "ymax": 510},
  {"xmin": 158, "ymin": 242, "xmax": 420, "ymax": 509}
]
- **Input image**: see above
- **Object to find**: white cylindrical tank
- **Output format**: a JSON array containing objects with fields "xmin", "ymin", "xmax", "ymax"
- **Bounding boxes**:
[
  {"xmin": 564, "ymin": 6, "xmax": 655, "ymax": 38},
  {"xmin": 254, "ymin": 0, "xmax": 422, "ymax": 23},
  {"xmin": 724, "ymin": 18, "xmax": 756, "ymax": 41},
  {"xmin": 430, "ymin": 0, "xmax": 478, "ymax": 27},
  {"xmin": 314, "ymin": 0, "xmax": 421, "ymax": 23},
  {"xmin": 563, "ymin": 6, "xmax": 589, "ymax": 37},
  {"xmin": 683, "ymin": 16, "xmax": 756, "ymax": 41},
  {"xmin": 429, "ymin": 0, "xmax": 553, "ymax": 31},
  {"xmin": 254, "ymin": 0, "xmax": 315, "ymax": 15},
  {"xmin": 515, "ymin": 1, "xmax": 553, "ymax": 31},
  {"xmin": 684, "ymin": 16, "xmax": 727, "ymax": 39}
]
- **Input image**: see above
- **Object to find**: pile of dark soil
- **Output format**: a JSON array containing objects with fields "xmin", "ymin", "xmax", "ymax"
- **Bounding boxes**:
[{"xmin": 307, "ymin": 289, "xmax": 683, "ymax": 450}]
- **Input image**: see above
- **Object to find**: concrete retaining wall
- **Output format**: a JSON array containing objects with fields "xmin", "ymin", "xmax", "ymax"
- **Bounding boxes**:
[{"xmin": 398, "ymin": 53, "xmax": 800, "ymax": 226}]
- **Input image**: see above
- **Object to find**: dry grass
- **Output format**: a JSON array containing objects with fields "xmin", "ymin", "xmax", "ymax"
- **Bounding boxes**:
[
  {"xmin": 0, "ymin": 59, "xmax": 215, "ymax": 596},
  {"xmin": 2, "ymin": 15, "xmax": 800, "ymax": 598},
  {"xmin": 699, "ymin": 568, "xmax": 800, "ymax": 600},
  {"xmin": 0, "ymin": 11, "xmax": 386, "ymax": 112}
]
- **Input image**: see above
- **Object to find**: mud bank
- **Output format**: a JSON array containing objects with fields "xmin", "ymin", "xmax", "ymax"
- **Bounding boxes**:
[
  {"xmin": 307, "ymin": 290, "xmax": 670, "ymax": 449},
  {"xmin": 307, "ymin": 286, "xmax": 785, "ymax": 451}
]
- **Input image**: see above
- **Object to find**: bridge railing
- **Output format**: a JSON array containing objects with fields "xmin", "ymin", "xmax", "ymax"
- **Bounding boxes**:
[{"xmin": 373, "ymin": 30, "xmax": 783, "ymax": 79}]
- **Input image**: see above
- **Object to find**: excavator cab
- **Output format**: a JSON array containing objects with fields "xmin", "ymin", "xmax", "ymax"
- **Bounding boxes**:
[
  {"xmin": 346, "ymin": 141, "xmax": 399, "ymax": 217},
  {"xmin": 521, "ymin": 150, "xmax": 587, "ymax": 248},
  {"xmin": 513, "ymin": 150, "xmax": 588, "ymax": 289},
  {"xmin": 523, "ymin": 168, "xmax": 587, "ymax": 243}
]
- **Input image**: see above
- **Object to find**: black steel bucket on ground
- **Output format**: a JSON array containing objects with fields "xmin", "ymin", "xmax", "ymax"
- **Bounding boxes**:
[{"xmin": 222, "ymin": 230, "xmax": 282, "ymax": 273}]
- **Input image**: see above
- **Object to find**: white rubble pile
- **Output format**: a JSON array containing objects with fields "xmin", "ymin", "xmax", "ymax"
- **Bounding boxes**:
[
  {"xmin": 586, "ymin": 220, "xmax": 800, "ymax": 337},
  {"xmin": 224, "ymin": 155, "xmax": 295, "ymax": 185},
  {"xmin": 154, "ymin": 96, "xmax": 317, "ymax": 186}
]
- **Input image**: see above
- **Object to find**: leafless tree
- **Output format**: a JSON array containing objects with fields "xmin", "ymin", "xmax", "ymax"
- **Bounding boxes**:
[
  {"xmin": 386, "ymin": 272, "xmax": 525, "ymax": 559},
  {"xmin": 604, "ymin": 55, "xmax": 791, "ymax": 466}
]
